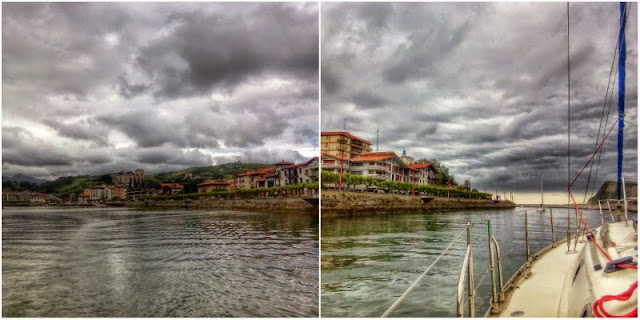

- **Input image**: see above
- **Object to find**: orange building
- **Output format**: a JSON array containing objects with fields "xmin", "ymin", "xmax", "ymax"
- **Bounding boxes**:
[
  {"xmin": 320, "ymin": 131, "xmax": 372, "ymax": 160},
  {"xmin": 197, "ymin": 180, "xmax": 233, "ymax": 193},
  {"xmin": 159, "ymin": 183, "xmax": 184, "ymax": 195}
]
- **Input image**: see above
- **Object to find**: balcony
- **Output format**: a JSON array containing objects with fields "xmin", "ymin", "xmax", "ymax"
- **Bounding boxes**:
[{"xmin": 365, "ymin": 164, "xmax": 389, "ymax": 171}]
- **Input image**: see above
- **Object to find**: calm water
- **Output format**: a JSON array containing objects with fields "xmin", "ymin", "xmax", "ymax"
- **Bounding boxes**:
[
  {"xmin": 2, "ymin": 207, "xmax": 319, "ymax": 317},
  {"xmin": 321, "ymin": 207, "xmax": 635, "ymax": 317}
]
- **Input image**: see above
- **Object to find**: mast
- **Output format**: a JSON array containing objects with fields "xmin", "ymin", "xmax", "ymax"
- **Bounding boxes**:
[{"xmin": 616, "ymin": 2, "xmax": 627, "ymax": 200}]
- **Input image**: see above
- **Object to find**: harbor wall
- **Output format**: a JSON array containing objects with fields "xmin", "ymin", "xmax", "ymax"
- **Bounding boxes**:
[
  {"xmin": 322, "ymin": 190, "xmax": 516, "ymax": 218},
  {"xmin": 126, "ymin": 197, "xmax": 317, "ymax": 214}
]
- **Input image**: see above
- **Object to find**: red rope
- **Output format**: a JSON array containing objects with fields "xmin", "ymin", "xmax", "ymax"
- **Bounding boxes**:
[
  {"xmin": 566, "ymin": 125, "xmax": 637, "ymax": 317},
  {"xmin": 592, "ymin": 281, "xmax": 638, "ymax": 318}
]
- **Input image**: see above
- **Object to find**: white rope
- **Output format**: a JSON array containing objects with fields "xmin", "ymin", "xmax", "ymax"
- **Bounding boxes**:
[
  {"xmin": 462, "ymin": 266, "xmax": 491, "ymax": 312},
  {"xmin": 381, "ymin": 226, "xmax": 469, "ymax": 317}
]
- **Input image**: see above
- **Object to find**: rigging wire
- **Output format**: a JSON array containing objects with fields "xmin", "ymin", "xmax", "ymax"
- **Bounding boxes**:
[
  {"xmin": 567, "ymin": 4, "xmax": 636, "ymax": 317},
  {"xmin": 584, "ymin": 3, "xmax": 632, "ymax": 203}
]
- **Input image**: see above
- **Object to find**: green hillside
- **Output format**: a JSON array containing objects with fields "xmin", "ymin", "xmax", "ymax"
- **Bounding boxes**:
[
  {"xmin": 2, "ymin": 162, "xmax": 274, "ymax": 198},
  {"xmin": 152, "ymin": 162, "xmax": 273, "ymax": 182},
  {"xmin": 588, "ymin": 180, "xmax": 638, "ymax": 204}
]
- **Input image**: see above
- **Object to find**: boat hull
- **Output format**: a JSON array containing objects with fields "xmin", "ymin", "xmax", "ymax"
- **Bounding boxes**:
[{"xmin": 485, "ymin": 221, "xmax": 637, "ymax": 317}]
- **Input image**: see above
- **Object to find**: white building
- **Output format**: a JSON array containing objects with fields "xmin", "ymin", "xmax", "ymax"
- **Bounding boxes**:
[
  {"xmin": 89, "ymin": 185, "xmax": 105, "ymax": 200},
  {"xmin": 350, "ymin": 151, "xmax": 413, "ymax": 183}
]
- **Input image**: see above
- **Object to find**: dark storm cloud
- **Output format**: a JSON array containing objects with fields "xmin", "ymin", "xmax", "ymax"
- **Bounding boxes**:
[
  {"xmin": 2, "ymin": 126, "xmax": 111, "ymax": 167},
  {"xmin": 125, "ymin": 3, "xmax": 318, "ymax": 100},
  {"xmin": 42, "ymin": 118, "xmax": 111, "ymax": 147},
  {"xmin": 322, "ymin": 2, "xmax": 638, "ymax": 195},
  {"xmin": 3, "ymin": 2, "xmax": 319, "ymax": 180},
  {"xmin": 135, "ymin": 147, "xmax": 212, "ymax": 166}
]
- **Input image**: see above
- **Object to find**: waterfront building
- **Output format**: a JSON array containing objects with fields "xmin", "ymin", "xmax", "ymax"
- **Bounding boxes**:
[
  {"xmin": 2, "ymin": 191, "xmax": 50, "ymax": 204},
  {"xmin": 407, "ymin": 163, "xmax": 437, "ymax": 185},
  {"xmin": 159, "ymin": 183, "xmax": 184, "ymax": 195},
  {"xmin": 321, "ymin": 131, "xmax": 372, "ymax": 160},
  {"xmin": 278, "ymin": 157, "xmax": 319, "ymax": 185},
  {"xmin": 114, "ymin": 186, "xmax": 127, "ymax": 200},
  {"xmin": 321, "ymin": 153, "xmax": 351, "ymax": 174},
  {"xmin": 350, "ymin": 151, "xmax": 413, "ymax": 183},
  {"xmin": 197, "ymin": 180, "xmax": 233, "ymax": 193},
  {"xmin": 89, "ymin": 185, "xmax": 105, "ymax": 200},
  {"xmin": 78, "ymin": 192, "xmax": 90, "ymax": 204},
  {"xmin": 298, "ymin": 157, "xmax": 319, "ymax": 184},
  {"xmin": 234, "ymin": 167, "xmax": 276, "ymax": 189},
  {"xmin": 104, "ymin": 185, "xmax": 116, "ymax": 200}
]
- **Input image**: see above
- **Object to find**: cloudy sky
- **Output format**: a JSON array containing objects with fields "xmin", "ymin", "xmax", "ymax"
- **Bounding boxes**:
[
  {"xmin": 322, "ymin": 2, "xmax": 638, "ymax": 202},
  {"xmin": 3, "ymin": 2, "xmax": 318, "ymax": 180}
]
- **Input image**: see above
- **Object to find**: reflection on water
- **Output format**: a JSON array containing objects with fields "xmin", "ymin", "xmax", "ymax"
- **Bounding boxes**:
[
  {"xmin": 321, "ymin": 208, "xmax": 633, "ymax": 317},
  {"xmin": 3, "ymin": 207, "xmax": 318, "ymax": 317}
]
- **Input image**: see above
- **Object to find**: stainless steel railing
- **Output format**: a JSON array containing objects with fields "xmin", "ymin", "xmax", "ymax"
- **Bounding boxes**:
[
  {"xmin": 485, "ymin": 215, "xmax": 505, "ymax": 315},
  {"xmin": 456, "ymin": 223, "xmax": 474, "ymax": 317}
]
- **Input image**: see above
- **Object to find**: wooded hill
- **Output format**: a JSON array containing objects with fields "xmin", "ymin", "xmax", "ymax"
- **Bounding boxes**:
[
  {"xmin": 588, "ymin": 180, "xmax": 638, "ymax": 204},
  {"xmin": 2, "ymin": 162, "xmax": 274, "ymax": 199}
]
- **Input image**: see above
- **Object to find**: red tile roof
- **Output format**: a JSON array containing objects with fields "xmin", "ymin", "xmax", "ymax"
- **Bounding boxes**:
[
  {"xmin": 321, "ymin": 131, "xmax": 372, "ymax": 145},
  {"xmin": 236, "ymin": 167, "xmax": 276, "ymax": 177},
  {"xmin": 275, "ymin": 160, "xmax": 295, "ymax": 166},
  {"xmin": 408, "ymin": 163, "xmax": 434, "ymax": 170},
  {"xmin": 197, "ymin": 180, "xmax": 231, "ymax": 187},
  {"xmin": 351, "ymin": 151, "xmax": 398, "ymax": 162}
]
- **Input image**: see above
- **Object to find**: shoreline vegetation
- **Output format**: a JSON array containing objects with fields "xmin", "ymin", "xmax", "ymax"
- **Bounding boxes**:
[{"xmin": 321, "ymin": 190, "xmax": 516, "ymax": 218}]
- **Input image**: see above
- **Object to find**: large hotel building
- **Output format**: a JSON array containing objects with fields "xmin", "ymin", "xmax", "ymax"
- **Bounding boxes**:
[
  {"xmin": 321, "ymin": 131, "xmax": 436, "ymax": 186},
  {"xmin": 320, "ymin": 131, "xmax": 372, "ymax": 160}
]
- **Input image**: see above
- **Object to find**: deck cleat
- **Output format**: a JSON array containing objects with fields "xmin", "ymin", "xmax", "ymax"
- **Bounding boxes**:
[{"xmin": 603, "ymin": 256, "xmax": 635, "ymax": 273}]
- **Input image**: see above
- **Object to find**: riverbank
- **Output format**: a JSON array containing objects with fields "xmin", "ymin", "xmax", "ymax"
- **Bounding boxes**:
[
  {"xmin": 126, "ymin": 197, "xmax": 317, "ymax": 214},
  {"xmin": 321, "ymin": 190, "xmax": 516, "ymax": 218}
]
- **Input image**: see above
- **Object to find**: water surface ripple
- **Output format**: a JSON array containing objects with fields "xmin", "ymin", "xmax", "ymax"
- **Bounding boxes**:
[
  {"xmin": 321, "ymin": 207, "xmax": 634, "ymax": 317},
  {"xmin": 3, "ymin": 207, "xmax": 318, "ymax": 317}
]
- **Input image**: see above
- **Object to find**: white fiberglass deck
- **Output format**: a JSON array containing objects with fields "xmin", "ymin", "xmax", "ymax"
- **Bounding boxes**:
[{"xmin": 488, "ymin": 221, "xmax": 637, "ymax": 317}]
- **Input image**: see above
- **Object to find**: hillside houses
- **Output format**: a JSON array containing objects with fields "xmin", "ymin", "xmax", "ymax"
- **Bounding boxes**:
[{"xmin": 233, "ymin": 157, "xmax": 319, "ymax": 189}]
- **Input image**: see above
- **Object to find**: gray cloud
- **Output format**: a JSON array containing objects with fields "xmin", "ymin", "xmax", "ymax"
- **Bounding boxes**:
[
  {"xmin": 322, "ymin": 2, "xmax": 637, "ymax": 194},
  {"xmin": 3, "ymin": 2, "xmax": 319, "ymax": 180},
  {"xmin": 127, "ymin": 3, "xmax": 318, "ymax": 100}
]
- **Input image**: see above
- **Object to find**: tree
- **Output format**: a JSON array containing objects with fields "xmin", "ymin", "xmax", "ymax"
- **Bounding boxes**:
[{"xmin": 100, "ymin": 174, "xmax": 113, "ymax": 184}]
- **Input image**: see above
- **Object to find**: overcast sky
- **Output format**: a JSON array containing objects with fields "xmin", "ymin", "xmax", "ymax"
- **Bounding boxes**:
[
  {"xmin": 322, "ymin": 2, "xmax": 638, "ymax": 199},
  {"xmin": 3, "ymin": 2, "xmax": 318, "ymax": 180}
]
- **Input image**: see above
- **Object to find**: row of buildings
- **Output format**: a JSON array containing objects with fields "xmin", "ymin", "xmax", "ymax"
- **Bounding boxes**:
[
  {"xmin": 2, "ymin": 158, "xmax": 321, "ymax": 205},
  {"xmin": 233, "ymin": 157, "xmax": 320, "ymax": 189},
  {"xmin": 320, "ymin": 131, "xmax": 437, "ymax": 186},
  {"xmin": 2, "ymin": 191, "xmax": 52, "ymax": 204}
]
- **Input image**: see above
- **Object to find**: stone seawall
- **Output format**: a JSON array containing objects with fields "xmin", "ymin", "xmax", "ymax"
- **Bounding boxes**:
[
  {"xmin": 322, "ymin": 190, "xmax": 516, "ymax": 218},
  {"xmin": 126, "ymin": 197, "xmax": 317, "ymax": 214}
]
